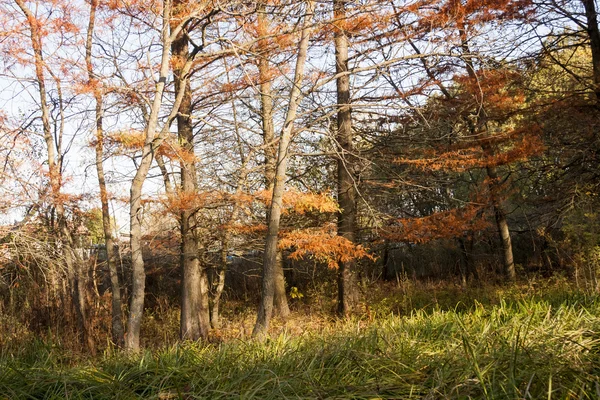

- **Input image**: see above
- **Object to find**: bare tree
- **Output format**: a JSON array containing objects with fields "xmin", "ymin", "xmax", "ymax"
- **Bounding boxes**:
[
  {"xmin": 257, "ymin": 1, "xmax": 290, "ymax": 319},
  {"xmin": 253, "ymin": 0, "xmax": 315, "ymax": 338},
  {"xmin": 333, "ymin": 0, "xmax": 359, "ymax": 316},
  {"xmin": 13, "ymin": 0, "xmax": 93, "ymax": 350},
  {"xmin": 85, "ymin": 0, "xmax": 125, "ymax": 347},
  {"xmin": 171, "ymin": 0, "xmax": 210, "ymax": 341}
]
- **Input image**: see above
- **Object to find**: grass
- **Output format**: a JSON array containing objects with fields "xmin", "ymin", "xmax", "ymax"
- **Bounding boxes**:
[{"xmin": 2, "ymin": 282, "xmax": 600, "ymax": 399}]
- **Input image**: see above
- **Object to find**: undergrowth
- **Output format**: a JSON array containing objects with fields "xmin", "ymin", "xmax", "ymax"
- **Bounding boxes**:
[{"xmin": 1, "ymin": 282, "xmax": 600, "ymax": 399}]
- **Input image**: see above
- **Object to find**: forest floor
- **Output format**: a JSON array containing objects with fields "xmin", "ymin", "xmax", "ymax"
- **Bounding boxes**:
[{"xmin": 1, "ymin": 278, "xmax": 600, "ymax": 399}]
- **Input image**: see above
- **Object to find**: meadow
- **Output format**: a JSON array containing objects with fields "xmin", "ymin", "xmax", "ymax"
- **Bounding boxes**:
[{"xmin": 1, "ymin": 280, "xmax": 599, "ymax": 399}]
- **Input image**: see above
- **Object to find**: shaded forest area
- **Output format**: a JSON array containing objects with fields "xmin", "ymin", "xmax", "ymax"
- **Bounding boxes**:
[{"xmin": 0, "ymin": 0, "xmax": 599, "ymax": 363}]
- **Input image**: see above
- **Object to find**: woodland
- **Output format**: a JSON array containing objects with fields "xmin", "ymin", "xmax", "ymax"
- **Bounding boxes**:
[{"xmin": 0, "ymin": 0, "xmax": 600, "ymax": 398}]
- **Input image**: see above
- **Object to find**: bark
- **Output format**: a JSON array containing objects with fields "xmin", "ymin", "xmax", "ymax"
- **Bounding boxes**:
[
  {"xmin": 156, "ymin": 153, "xmax": 174, "ymax": 195},
  {"xmin": 458, "ymin": 237, "xmax": 478, "ymax": 286},
  {"xmin": 253, "ymin": 0, "xmax": 315, "ymax": 339},
  {"xmin": 172, "ymin": 9, "xmax": 210, "ymax": 341},
  {"xmin": 334, "ymin": 0, "xmax": 358, "ymax": 317},
  {"xmin": 486, "ymin": 165, "xmax": 516, "ymax": 281},
  {"xmin": 211, "ymin": 239, "xmax": 228, "ymax": 329},
  {"xmin": 459, "ymin": 26, "xmax": 516, "ymax": 282},
  {"xmin": 257, "ymin": 2, "xmax": 290, "ymax": 319},
  {"xmin": 126, "ymin": 0, "xmax": 173, "ymax": 351},
  {"xmin": 85, "ymin": 0, "xmax": 124, "ymax": 347},
  {"xmin": 273, "ymin": 253, "xmax": 289, "ymax": 317},
  {"xmin": 125, "ymin": 0, "xmax": 205, "ymax": 350},
  {"xmin": 15, "ymin": 0, "xmax": 93, "ymax": 350},
  {"xmin": 583, "ymin": 0, "xmax": 600, "ymax": 102}
]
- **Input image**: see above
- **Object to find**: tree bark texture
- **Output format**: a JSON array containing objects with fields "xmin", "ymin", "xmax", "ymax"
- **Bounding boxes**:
[
  {"xmin": 258, "ymin": 2, "xmax": 291, "ymax": 319},
  {"xmin": 583, "ymin": 0, "xmax": 600, "ymax": 102},
  {"xmin": 171, "ymin": 0, "xmax": 211, "ymax": 341},
  {"xmin": 334, "ymin": 0, "xmax": 358, "ymax": 317},
  {"xmin": 15, "ymin": 0, "xmax": 93, "ymax": 351},
  {"xmin": 85, "ymin": 0, "xmax": 124, "ymax": 347},
  {"xmin": 253, "ymin": 0, "xmax": 315, "ymax": 338}
]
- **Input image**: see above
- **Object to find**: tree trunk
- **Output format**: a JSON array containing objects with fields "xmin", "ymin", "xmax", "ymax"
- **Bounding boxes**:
[
  {"xmin": 258, "ymin": 2, "xmax": 290, "ymax": 319},
  {"xmin": 459, "ymin": 25, "xmax": 516, "ymax": 283},
  {"xmin": 85, "ymin": 0, "xmax": 124, "ymax": 348},
  {"xmin": 211, "ymin": 241, "xmax": 228, "ymax": 329},
  {"xmin": 583, "ymin": 0, "xmax": 600, "ymax": 102},
  {"xmin": 125, "ymin": 1, "xmax": 174, "ymax": 351},
  {"xmin": 486, "ymin": 165, "xmax": 516, "ymax": 281},
  {"xmin": 15, "ymin": 0, "xmax": 92, "ymax": 350},
  {"xmin": 124, "ymin": 0, "xmax": 206, "ymax": 349},
  {"xmin": 459, "ymin": 237, "xmax": 478, "ymax": 286},
  {"xmin": 273, "ymin": 253, "xmax": 289, "ymax": 317},
  {"xmin": 334, "ymin": 0, "xmax": 358, "ymax": 317},
  {"xmin": 382, "ymin": 240, "xmax": 391, "ymax": 281},
  {"xmin": 253, "ymin": 0, "xmax": 314, "ymax": 338},
  {"xmin": 172, "ymin": 2, "xmax": 210, "ymax": 341}
]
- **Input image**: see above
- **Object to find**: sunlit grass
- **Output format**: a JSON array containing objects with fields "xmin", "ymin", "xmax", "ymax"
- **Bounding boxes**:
[{"xmin": 2, "ymin": 284, "xmax": 600, "ymax": 399}]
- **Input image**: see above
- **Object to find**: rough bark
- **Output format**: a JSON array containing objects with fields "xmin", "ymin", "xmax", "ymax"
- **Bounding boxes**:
[
  {"xmin": 171, "ymin": 2, "xmax": 210, "ymax": 341},
  {"xmin": 334, "ymin": 0, "xmax": 358, "ymax": 317},
  {"xmin": 15, "ymin": 0, "xmax": 93, "ymax": 350},
  {"xmin": 257, "ymin": 2, "xmax": 290, "ymax": 319},
  {"xmin": 211, "ymin": 240, "xmax": 228, "ymax": 329},
  {"xmin": 124, "ymin": 0, "xmax": 205, "ymax": 349},
  {"xmin": 459, "ymin": 26, "xmax": 516, "ymax": 282},
  {"xmin": 85, "ymin": 0, "xmax": 124, "ymax": 347},
  {"xmin": 583, "ymin": 0, "xmax": 600, "ymax": 102},
  {"xmin": 486, "ymin": 165, "xmax": 516, "ymax": 281},
  {"xmin": 253, "ymin": 0, "xmax": 314, "ymax": 339},
  {"xmin": 126, "ymin": 0, "xmax": 173, "ymax": 351}
]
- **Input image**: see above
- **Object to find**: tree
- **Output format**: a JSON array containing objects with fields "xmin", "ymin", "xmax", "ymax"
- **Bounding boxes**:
[
  {"xmin": 10, "ymin": 0, "xmax": 95, "ymax": 351},
  {"xmin": 171, "ymin": 0, "xmax": 211, "ymax": 341},
  {"xmin": 393, "ymin": 0, "xmax": 536, "ymax": 281},
  {"xmin": 253, "ymin": 0, "xmax": 315, "ymax": 338},
  {"xmin": 333, "ymin": 0, "xmax": 358, "ymax": 316},
  {"xmin": 85, "ymin": 0, "xmax": 125, "ymax": 347},
  {"xmin": 256, "ymin": 0, "xmax": 291, "ymax": 319},
  {"xmin": 582, "ymin": 0, "xmax": 600, "ymax": 103},
  {"xmin": 124, "ymin": 0, "xmax": 209, "ymax": 350}
]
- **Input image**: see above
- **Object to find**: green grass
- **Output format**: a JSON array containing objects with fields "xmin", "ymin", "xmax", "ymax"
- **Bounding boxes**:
[{"xmin": 2, "ymin": 289, "xmax": 600, "ymax": 399}]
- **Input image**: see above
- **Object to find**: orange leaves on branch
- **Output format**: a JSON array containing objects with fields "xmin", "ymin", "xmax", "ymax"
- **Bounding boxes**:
[
  {"xmin": 104, "ymin": 0, "xmax": 163, "ymax": 13},
  {"xmin": 383, "ymin": 204, "xmax": 490, "ymax": 244},
  {"xmin": 104, "ymin": 129, "xmax": 145, "ymax": 152},
  {"xmin": 221, "ymin": 223, "xmax": 267, "ymax": 236},
  {"xmin": 256, "ymin": 189, "xmax": 339, "ymax": 215},
  {"xmin": 332, "ymin": 13, "xmax": 376, "ymax": 35},
  {"xmin": 170, "ymin": 55, "xmax": 187, "ymax": 72},
  {"xmin": 101, "ymin": 131, "xmax": 197, "ymax": 162},
  {"xmin": 396, "ymin": 126, "xmax": 544, "ymax": 172},
  {"xmin": 73, "ymin": 78, "xmax": 102, "ymax": 96},
  {"xmin": 453, "ymin": 69, "xmax": 526, "ymax": 115},
  {"xmin": 243, "ymin": 17, "xmax": 294, "ymax": 53},
  {"xmin": 412, "ymin": 0, "xmax": 534, "ymax": 31},
  {"xmin": 162, "ymin": 191, "xmax": 211, "ymax": 214},
  {"xmin": 279, "ymin": 225, "xmax": 374, "ymax": 269},
  {"xmin": 283, "ymin": 190, "xmax": 339, "ymax": 214},
  {"xmin": 156, "ymin": 139, "xmax": 198, "ymax": 164}
]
